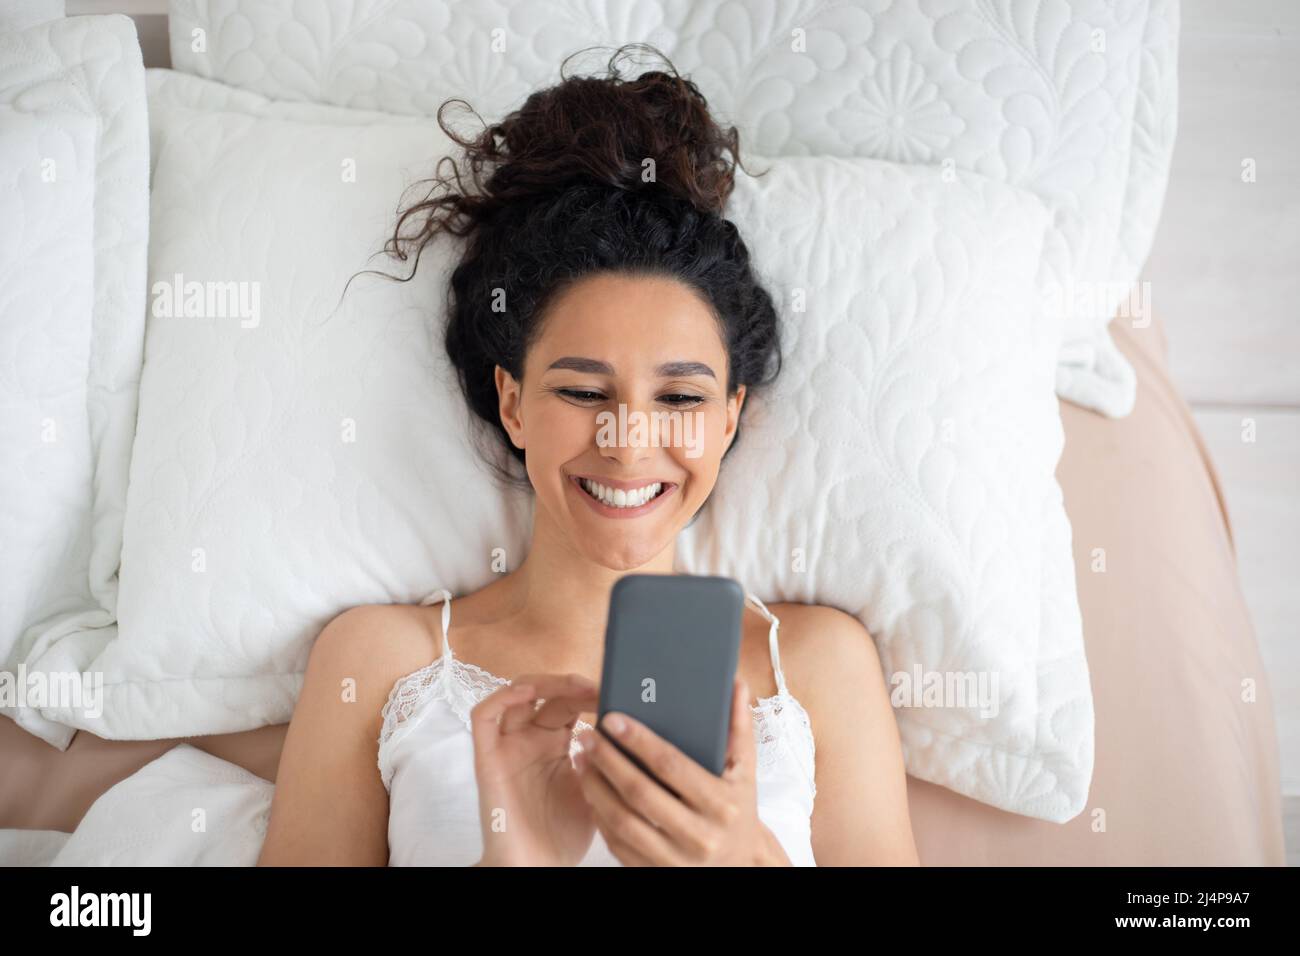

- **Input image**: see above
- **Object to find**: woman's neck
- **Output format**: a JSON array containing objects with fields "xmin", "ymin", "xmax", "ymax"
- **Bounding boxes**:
[{"xmin": 497, "ymin": 498, "xmax": 678, "ymax": 663}]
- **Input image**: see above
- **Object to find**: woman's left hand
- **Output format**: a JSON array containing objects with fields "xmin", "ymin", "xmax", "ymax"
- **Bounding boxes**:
[{"xmin": 573, "ymin": 676, "xmax": 791, "ymax": 866}]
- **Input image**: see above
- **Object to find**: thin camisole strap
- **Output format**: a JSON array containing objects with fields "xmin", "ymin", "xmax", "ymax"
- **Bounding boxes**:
[
  {"xmin": 743, "ymin": 591, "xmax": 789, "ymax": 698},
  {"xmin": 419, "ymin": 587, "xmax": 454, "ymax": 665},
  {"xmin": 417, "ymin": 587, "xmax": 785, "ymax": 696}
]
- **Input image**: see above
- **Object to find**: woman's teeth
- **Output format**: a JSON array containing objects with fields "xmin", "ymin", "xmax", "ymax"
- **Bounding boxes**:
[{"xmin": 580, "ymin": 478, "xmax": 664, "ymax": 509}]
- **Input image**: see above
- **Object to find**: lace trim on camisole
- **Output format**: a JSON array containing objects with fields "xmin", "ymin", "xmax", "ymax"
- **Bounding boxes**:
[{"xmin": 377, "ymin": 588, "xmax": 816, "ymax": 797}]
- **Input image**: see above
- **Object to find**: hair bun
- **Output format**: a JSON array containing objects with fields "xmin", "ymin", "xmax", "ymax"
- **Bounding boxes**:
[
  {"xmin": 435, "ymin": 44, "xmax": 740, "ymax": 224},
  {"xmin": 382, "ymin": 44, "xmax": 750, "ymax": 279}
]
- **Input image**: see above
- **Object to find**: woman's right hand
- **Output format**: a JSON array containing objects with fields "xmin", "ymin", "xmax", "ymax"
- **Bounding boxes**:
[{"xmin": 470, "ymin": 672, "xmax": 600, "ymax": 866}]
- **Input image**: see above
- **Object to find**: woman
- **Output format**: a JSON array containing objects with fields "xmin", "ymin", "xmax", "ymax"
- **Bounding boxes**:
[{"xmin": 258, "ymin": 44, "xmax": 917, "ymax": 866}]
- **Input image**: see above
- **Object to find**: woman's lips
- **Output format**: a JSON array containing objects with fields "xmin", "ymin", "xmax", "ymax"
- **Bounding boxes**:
[
  {"xmin": 568, "ymin": 475, "xmax": 677, "ymax": 519},
  {"xmin": 569, "ymin": 473, "xmax": 675, "ymax": 490}
]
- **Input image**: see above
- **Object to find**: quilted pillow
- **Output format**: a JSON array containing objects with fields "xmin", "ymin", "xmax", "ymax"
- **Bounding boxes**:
[
  {"xmin": 36, "ymin": 68, "xmax": 1090, "ymax": 821},
  {"xmin": 0, "ymin": 12, "xmax": 150, "ymax": 749},
  {"xmin": 165, "ymin": 0, "xmax": 1180, "ymax": 419},
  {"xmin": 678, "ymin": 158, "xmax": 1090, "ymax": 823}
]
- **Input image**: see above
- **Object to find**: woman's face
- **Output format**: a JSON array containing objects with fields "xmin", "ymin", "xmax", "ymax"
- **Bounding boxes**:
[{"xmin": 496, "ymin": 272, "xmax": 745, "ymax": 570}]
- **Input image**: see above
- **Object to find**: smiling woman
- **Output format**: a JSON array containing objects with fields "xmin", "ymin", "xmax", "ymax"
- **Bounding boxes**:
[
  {"xmin": 255, "ymin": 42, "xmax": 918, "ymax": 867},
  {"xmin": 499, "ymin": 271, "xmax": 747, "ymax": 564},
  {"xmin": 399, "ymin": 70, "xmax": 783, "ymax": 494}
]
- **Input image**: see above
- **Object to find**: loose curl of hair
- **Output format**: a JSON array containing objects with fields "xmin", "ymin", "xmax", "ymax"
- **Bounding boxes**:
[{"xmin": 381, "ymin": 43, "xmax": 782, "ymax": 492}]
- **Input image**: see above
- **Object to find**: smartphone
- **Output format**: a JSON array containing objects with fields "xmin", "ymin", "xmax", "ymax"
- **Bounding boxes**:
[{"xmin": 597, "ymin": 573, "xmax": 746, "ymax": 796}]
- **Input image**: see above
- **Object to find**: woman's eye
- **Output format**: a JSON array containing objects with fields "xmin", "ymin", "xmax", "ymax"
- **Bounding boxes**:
[
  {"xmin": 556, "ymin": 389, "xmax": 702, "ymax": 407},
  {"xmin": 559, "ymin": 389, "xmax": 606, "ymax": 403},
  {"xmin": 661, "ymin": 394, "xmax": 704, "ymax": 407}
]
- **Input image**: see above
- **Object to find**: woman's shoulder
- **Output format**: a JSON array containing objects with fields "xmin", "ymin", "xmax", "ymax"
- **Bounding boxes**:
[
  {"xmin": 318, "ymin": 601, "xmax": 442, "ymax": 653},
  {"xmin": 311, "ymin": 602, "xmax": 445, "ymax": 705},
  {"xmin": 764, "ymin": 602, "xmax": 887, "ymax": 723},
  {"xmin": 766, "ymin": 602, "xmax": 876, "ymax": 655}
]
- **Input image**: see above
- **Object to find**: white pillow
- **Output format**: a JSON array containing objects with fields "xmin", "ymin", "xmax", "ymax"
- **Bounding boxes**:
[
  {"xmin": 42, "ymin": 69, "xmax": 1090, "ymax": 821},
  {"xmin": 677, "ymin": 159, "xmax": 1090, "ymax": 822},
  {"xmin": 108, "ymin": 68, "xmax": 537, "ymax": 735},
  {"xmin": 0, "ymin": 13, "xmax": 150, "ymax": 749},
  {"xmin": 0, "ymin": 0, "xmax": 64, "ymax": 32},
  {"xmin": 165, "ymin": 0, "xmax": 1181, "ymax": 419},
  {"xmin": 48, "ymin": 745, "xmax": 273, "ymax": 866}
]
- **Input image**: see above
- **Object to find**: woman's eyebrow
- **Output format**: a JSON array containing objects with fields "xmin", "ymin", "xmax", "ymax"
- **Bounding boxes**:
[
  {"xmin": 547, "ymin": 356, "xmax": 613, "ymax": 374},
  {"xmin": 546, "ymin": 356, "xmax": 716, "ymax": 379},
  {"xmin": 656, "ymin": 360, "xmax": 716, "ymax": 380}
]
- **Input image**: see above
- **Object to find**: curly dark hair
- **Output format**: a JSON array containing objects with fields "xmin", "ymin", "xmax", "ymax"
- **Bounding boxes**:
[{"xmin": 382, "ymin": 42, "xmax": 782, "ymax": 490}]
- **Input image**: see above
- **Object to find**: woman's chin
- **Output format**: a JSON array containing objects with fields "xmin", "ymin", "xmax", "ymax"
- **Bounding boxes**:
[
  {"xmin": 567, "ymin": 522, "xmax": 681, "ymax": 570},
  {"xmin": 582, "ymin": 540, "xmax": 669, "ymax": 572}
]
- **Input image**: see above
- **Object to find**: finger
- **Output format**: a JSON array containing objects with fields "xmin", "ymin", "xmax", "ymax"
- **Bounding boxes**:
[
  {"xmin": 497, "ymin": 690, "xmax": 545, "ymax": 734},
  {"xmin": 529, "ymin": 672, "xmax": 600, "ymax": 731},
  {"xmin": 581, "ymin": 773, "xmax": 657, "ymax": 866},
  {"xmin": 499, "ymin": 673, "xmax": 598, "ymax": 734},
  {"xmin": 723, "ymin": 676, "xmax": 757, "ymax": 784},
  {"xmin": 583, "ymin": 720, "xmax": 719, "ymax": 856},
  {"xmin": 577, "ymin": 749, "xmax": 677, "ymax": 866},
  {"xmin": 601, "ymin": 827, "xmax": 661, "ymax": 867},
  {"xmin": 597, "ymin": 712, "xmax": 732, "ymax": 820},
  {"xmin": 469, "ymin": 683, "xmax": 537, "ymax": 754}
]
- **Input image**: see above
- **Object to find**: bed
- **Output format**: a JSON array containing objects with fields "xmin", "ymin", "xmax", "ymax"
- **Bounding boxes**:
[
  {"xmin": 1, "ymin": 0, "xmax": 1288, "ymax": 866},
  {"xmin": 0, "ymin": 310, "xmax": 1284, "ymax": 865}
]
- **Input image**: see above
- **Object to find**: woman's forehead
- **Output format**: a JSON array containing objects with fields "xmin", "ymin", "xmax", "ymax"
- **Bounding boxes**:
[{"xmin": 532, "ymin": 273, "xmax": 725, "ymax": 366}]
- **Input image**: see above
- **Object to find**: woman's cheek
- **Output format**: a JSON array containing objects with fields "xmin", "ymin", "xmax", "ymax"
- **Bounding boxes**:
[
  {"xmin": 703, "ymin": 405, "xmax": 729, "ymax": 464},
  {"xmin": 539, "ymin": 403, "xmax": 595, "ymax": 451},
  {"xmin": 679, "ymin": 412, "xmax": 723, "ymax": 497}
]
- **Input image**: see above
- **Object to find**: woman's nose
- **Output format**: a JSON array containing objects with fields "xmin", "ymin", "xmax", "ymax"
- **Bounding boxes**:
[{"xmin": 594, "ymin": 399, "xmax": 658, "ymax": 463}]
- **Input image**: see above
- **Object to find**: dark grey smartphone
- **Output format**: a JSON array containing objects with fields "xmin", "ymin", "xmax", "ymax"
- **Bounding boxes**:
[{"xmin": 597, "ymin": 573, "xmax": 745, "ymax": 796}]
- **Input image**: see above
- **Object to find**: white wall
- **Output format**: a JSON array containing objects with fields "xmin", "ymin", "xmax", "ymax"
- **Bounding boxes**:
[{"xmin": 1142, "ymin": 0, "xmax": 1300, "ymax": 799}]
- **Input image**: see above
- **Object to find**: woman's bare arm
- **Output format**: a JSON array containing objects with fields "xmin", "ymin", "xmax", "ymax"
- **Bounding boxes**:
[
  {"xmin": 787, "ymin": 605, "xmax": 920, "ymax": 866},
  {"xmin": 257, "ymin": 605, "xmax": 432, "ymax": 866}
]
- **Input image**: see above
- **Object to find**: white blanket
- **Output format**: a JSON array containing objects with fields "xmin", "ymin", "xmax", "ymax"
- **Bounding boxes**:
[{"xmin": 0, "ymin": 746, "xmax": 272, "ymax": 866}]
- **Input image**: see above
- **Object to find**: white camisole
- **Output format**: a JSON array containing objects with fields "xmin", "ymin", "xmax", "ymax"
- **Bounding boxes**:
[{"xmin": 377, "ymin": 588, "xmax": 818, "ymax": 866}]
